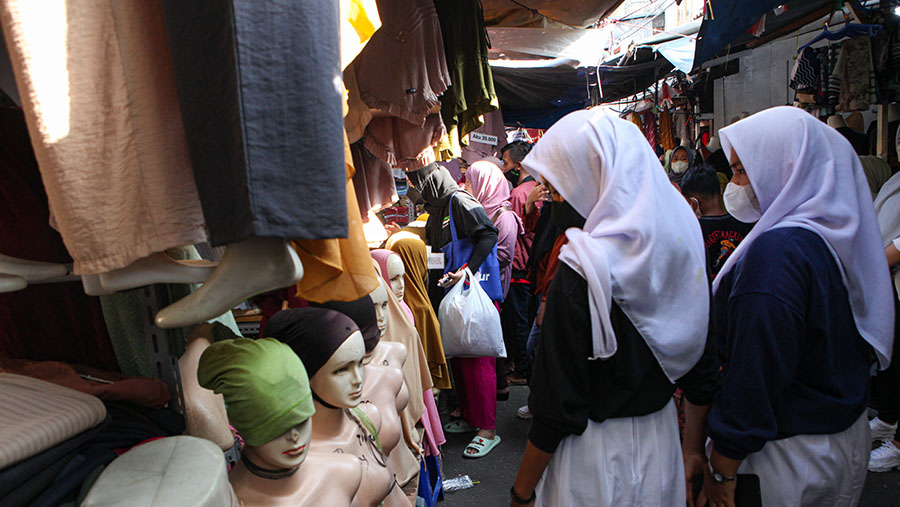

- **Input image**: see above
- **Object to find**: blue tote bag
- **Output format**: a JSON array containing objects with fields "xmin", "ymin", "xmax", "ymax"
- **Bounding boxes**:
[{"xmin": 440, "ymin": 193, "xmax": 504, "ymax": 302}]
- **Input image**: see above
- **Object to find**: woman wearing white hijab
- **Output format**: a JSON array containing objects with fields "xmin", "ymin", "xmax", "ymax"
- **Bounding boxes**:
[
  {"xmin": 509, "ymin": 109, "xmax": 718, "ymax": 506},
  {"xmin": 701, "ymin": 106, "xmax": 894, "ymax": 506}
]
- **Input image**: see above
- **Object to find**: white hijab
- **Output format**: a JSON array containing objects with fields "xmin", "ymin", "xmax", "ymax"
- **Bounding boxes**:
[
  {"xmin": 522, "ymin": 109, "xmax": 708, "ymax": 382},
  {"xmin": 716, "ymin": 106, "xmax": 894, "ymax": 369}
]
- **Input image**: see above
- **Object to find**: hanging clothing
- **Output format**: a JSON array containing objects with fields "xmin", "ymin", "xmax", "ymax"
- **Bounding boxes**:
[
  {"xmin": 350, "ymin": 142, "xmax": 397, "ymax": 221},
  {"xmin": 535, "ymin": 400, "xmax": 684, "ymax": 507},
  {"xmin": 162, "ymin": 0, "xmax": 348, "ymax": 246},
  {"xmin": 292, "ymin": 134, "xmax": 380, "ymax": 303},
  {"xmin": 640, "ymin": 110, "xmax": 658, "ymax": 148},
  {"xmin": 836, "ymin": 36, "xmax": 877, "ymax": 112},
  {"xmin": 434, "ymin": 0, "xmax": 499, "ymax": 159},
  {"xmin": 371, "ymin": 249, "xmax": 415, "ymax": 324},
  {"xmin": 386, "ymin": 233, "xmax": 451, "ymax": 390},
  {"xmin": 460, "ymin": 110, "xmax": 507, "ymax": 163},
  {"xmin": 0, "ymin": 0, "xmax": 208, "ymax": 274},
  {"xmin": 371, "ymin": 260, "xmax": 431, "ymax": 455},
  {"xmin": 465, "ymin": 160, "xmax": 524, "ymax": 298},
  {"xmin": 658, "ymin": 109, "xmax": 676, "ymax": 151},
  {"xmin": 349, "ymin": 0, "xmax": 449, "ymax": 126},
  {"xmin": 364, "ymin": 113, "xmax": 446, "ymax": 171},
  {"xmin": 522, "ymin": 110, "xmax": 709, "ymax": 380},
  {"xmin": 716, "ymin": 106, "xmax": 893, "ymax": 368}
]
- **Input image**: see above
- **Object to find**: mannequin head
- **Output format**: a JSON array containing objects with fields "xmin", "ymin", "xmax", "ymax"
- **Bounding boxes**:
[
  {"xmin": 385, "ymin": 255, "xmax": 405, "ymax": 302},
  {"xmin": 309, "ymin": 331, "xmax": 366, "ymax": 408},
  {"xmin": 242, "ymin": 419, "xmax": 312, "ymax": 469},
  {"xmin": 370, "ymin": 283, "xmax": 390, "ymax": 336},
  {"xmin": 197, "ymin": 338, "xmax": 316, "ymax": 469}
]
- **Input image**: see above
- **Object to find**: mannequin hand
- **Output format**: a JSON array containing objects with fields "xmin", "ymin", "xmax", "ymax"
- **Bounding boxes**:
[
  {"xmin": 683, "ymin": 451, "xmax": 706, "ymax": 507},
  {"xmin": 698, "ymin": 467, "xmax": 736, "ymax": 507}
]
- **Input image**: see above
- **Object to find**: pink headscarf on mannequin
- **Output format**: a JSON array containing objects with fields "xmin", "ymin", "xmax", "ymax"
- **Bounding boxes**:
[{"xmin": 371, "ymin": 249, "xmax": 415, "ymax": 325}]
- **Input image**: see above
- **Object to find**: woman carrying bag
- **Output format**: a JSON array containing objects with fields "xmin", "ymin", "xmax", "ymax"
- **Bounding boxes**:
[{"xmin": 406, "ymin": 162, "xmax": 502, "ymax": 459}]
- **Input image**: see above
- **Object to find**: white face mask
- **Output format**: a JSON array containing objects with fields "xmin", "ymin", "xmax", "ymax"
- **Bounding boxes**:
[
  {"xmin": 723, "ymin": 182, "xmax": 762, "ymax": 223},
  {"xmin": 671, "ymin": 160, "xmax": 689, "ymax": 174}
]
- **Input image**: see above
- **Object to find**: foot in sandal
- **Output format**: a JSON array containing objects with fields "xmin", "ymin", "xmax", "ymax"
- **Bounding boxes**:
[
  {"xmin": 444, "ymin": 419, "xmax": 477, "ymax": 434},
  {"xmin": 463, "ymin": 430, "xmax": 501, "ymax": 459}
]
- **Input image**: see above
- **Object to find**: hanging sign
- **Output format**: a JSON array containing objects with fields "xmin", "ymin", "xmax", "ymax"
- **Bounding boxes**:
[{"xmin": 470, "ymin": 132, "xmax": 498, "ymax": 146}]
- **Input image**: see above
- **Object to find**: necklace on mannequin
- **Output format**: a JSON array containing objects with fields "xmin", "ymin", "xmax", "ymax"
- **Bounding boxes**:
[{"xmin": 242, "ymin": 454, "xmax": 300, "ymax": 480}]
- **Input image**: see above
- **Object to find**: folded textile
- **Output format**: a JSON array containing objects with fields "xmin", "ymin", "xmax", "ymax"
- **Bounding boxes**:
[
  {"xmin": 0, "ymin": 374, "xmax": 106, "ymax": 470},
  {"xmin": 0, "ymin": 357, "xmax": 169, "ymax": 408}
]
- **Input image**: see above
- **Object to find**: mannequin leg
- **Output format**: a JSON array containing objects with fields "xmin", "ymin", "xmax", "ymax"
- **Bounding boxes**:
[
  {"xmin": 0, "ymin": 253, "xmax": 68, "ymax": 281},
  {"xmin": 82, "ymin": 274, "xmax": 116, "ymax": 296},
  {"xmin": 98, "ymin": 252, "xmax": 216, "ymax": 292},
  {"xmin": 0, "ymin": 273, "xmax": 27, "ymax": 293},
  {"xmin": 154, "ymin": 237, "xmax": 303, "ymax": 329}
]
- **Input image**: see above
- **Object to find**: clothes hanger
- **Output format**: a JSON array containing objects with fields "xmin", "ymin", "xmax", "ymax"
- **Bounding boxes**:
[{"xmin": 798, "ymin": 21, "xmax": 882, "ymax": 54}]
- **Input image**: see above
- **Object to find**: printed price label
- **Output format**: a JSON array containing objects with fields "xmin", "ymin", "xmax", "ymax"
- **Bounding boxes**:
[
  {"xmin": 470, "ymin": 132, "xmax": 498, "ymax": 146},
  {"xmin": 427, "ymin": 252, "xmax": 445, "ymax": 270}
]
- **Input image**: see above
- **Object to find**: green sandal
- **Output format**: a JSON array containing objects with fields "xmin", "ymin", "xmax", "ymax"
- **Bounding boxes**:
[
  {"xmin": 462, "ymin": 435, "xmax": 501, "ymax": 459},
  {"xmin": 443, "ymin": 419, "xmax": 477, "ymax": 434}
]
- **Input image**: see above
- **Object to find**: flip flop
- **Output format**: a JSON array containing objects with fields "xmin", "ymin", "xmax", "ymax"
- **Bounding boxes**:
[
  {"xmin": 462, "ymin": 435, "xmax": 501, "ymax": 459},
  {"xmin": 443, "ymin": 419, "xmax": 477, "ymax": 434}
]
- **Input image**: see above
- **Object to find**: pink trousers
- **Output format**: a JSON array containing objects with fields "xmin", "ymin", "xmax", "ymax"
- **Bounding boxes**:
[{"xmin": 450, "ymin": 357, "xmax": 497, "ymax": 430}]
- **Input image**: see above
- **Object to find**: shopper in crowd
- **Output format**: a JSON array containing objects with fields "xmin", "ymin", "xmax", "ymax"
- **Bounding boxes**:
[
  {"xmin": 868, "ymin": 153, "xmax": 900, "ymax": 472},
  {"xmin": 499, "ymin": 140, "xmax": 538, "ymax": 385},
  {"xmin": 405, "ymin": 162, "xmax": 502, "ymax": 459},
  {"xmin": 699, "ymin": 107, "xmax": 893, "ymax": 506},
  {"xmin": 666, "ymin": 145, "xmax": 697, "ymax": 189},
  {"xmin": 465, "ymin": 159, "xmax": 524, "ymax": 402},
  {"xmin": 510, "ymin": 109, "xmax": 718, "ymax": 506},
  {"xmin": 680, "ymin": 164, "xmax": 754, "ymax": 278}
]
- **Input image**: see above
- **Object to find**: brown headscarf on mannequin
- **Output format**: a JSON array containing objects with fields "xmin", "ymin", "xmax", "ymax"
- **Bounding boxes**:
[{"xmin": 385, "ymin": 232, "xmax": 450, "ymax": 389}]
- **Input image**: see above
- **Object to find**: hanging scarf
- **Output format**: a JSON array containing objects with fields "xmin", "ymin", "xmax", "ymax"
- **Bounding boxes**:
[{"xmin": 716, "ymin": 106, "xmax": 893, "ymax": 368}]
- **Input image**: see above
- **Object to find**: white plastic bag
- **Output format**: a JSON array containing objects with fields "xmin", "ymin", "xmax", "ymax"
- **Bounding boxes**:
[{"xmin": 438, "ymin": 268, "xmax": 506, "ymax": 358}]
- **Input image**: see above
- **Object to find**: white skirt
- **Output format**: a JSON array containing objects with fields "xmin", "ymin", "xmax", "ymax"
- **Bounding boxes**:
[
  {"xmin": 734, "ymin": 411, "xmax": 869, "ymax": 507},
  {"xmin": 535, "ymin": 399, "xmax": 685, "ymax": 507}
]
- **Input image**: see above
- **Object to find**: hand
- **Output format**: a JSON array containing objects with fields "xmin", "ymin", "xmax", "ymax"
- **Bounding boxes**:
[
  {"xmin": 698, "ymin": 466, "xmax": 736, "ymax": 507},
  {"xmin": 384, "ymin": 222, "xmax": 401, "ymax": 236},
  {"xmin": 683, "ymin": 451, "xmax": 706, "ymax": 507},
  {"xmin": 443, "ymin": 269, "xmax": 466, "ymax": 287},
  {"xmin": 525, "ymin": 184, "xmax": 548, "ymax": 215}
]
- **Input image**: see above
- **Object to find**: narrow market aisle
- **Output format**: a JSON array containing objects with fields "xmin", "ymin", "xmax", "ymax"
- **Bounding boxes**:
[
  {"xmin": 437, "ymin": 386, "xmax": 900, "ymax": 506},
  {"xmin": 440, "ymin": 385, "xmax": 529, "ymax": 506}
]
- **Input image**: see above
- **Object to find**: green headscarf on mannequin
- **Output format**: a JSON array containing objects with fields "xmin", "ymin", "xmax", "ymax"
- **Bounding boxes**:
[{"xmin": 198, "ymin": 338, "xmax": 315, "ymax": 447}]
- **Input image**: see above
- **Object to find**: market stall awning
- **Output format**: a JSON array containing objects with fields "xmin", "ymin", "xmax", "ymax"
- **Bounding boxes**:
[
  {"xmin": 692, "ymin": 0, "xmax": 834, "ymax": 70},
  {"xmin": 482, "ymin": 0, "xmax": 624, "ymax": 28}
]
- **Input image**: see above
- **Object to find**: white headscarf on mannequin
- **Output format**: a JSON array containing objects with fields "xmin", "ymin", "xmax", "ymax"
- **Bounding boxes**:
[
  {"xmin": 716, "ymin": 106, "xmax": 894, "ymax": 369},
  {"xmin": 522, "ymin": 109, "xmax": 708, "ymax": 382}
]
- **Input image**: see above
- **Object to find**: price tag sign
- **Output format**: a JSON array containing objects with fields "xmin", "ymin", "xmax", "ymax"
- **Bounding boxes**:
[
  {"xmin": 470, "ymin": 132, "xmax": 498, "ymax": 146},
  {"xmin": 427, "ymin": 252, "xmax": 445, "ymax": 270}
]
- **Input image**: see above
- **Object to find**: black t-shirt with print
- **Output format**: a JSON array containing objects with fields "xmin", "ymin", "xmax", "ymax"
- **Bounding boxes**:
[{"xmin": 699, "ymin": 214, "xmax": 754, "ymax": 277}]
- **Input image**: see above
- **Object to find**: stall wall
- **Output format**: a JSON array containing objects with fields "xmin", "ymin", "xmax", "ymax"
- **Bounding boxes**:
[{"xmin": 712, "ymin": 29, "xmax": 877, "ymax": 134}]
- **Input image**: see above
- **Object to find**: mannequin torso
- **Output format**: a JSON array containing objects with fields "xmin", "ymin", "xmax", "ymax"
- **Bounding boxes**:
[{"xmin": 229, "ymin": 451, "xmax": 362, "ymax": 507}]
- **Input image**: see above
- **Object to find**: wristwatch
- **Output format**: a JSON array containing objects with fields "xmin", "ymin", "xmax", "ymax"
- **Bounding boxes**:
[
  {"xmin": 708, "ymin": 461, "xmax": 736, "ymax": 483},
  {"xmin": 510, "ymin": 486, "xmax": 536, "ymax": 504}
]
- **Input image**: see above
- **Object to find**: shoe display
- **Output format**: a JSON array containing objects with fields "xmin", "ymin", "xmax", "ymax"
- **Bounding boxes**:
[
  {"xmin": 516, "ymin": 405, "xmax": 532, "ymax": 420},
  {"xmin": 868, "ymin": 441, "xmax": 900, "ymax": 473},
  {"xmin": 870, "ymin": 417, "xmax": 898, "ymax": 444}
]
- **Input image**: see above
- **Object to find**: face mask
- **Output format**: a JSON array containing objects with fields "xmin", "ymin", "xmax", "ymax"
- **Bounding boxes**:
[
  {"xmin": 723, "ymin": 182, "xmax": 762, "ymax": 223},
  {"xmin": 551, "ymin": 201, "xmax": 586, "ymax": 231},
  {"xmin": 504, "ymin": 168, "xmax": 520, "ymax": 185},
  {"xmin": 671, "ymin": 161, "xmax": 689, "ymax": 174}
]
